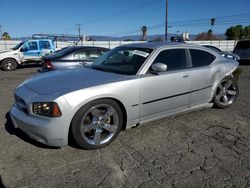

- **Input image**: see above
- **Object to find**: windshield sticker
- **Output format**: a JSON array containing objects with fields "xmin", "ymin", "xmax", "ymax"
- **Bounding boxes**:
[{"xmin": 132, "ymin": 50, "xmax": 149, "ymax": 58}]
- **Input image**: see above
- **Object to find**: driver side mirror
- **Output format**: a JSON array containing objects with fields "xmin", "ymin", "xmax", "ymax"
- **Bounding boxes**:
[{"xmin": 151, "ymin": 63, "xmax": 167, "ymax": 73}]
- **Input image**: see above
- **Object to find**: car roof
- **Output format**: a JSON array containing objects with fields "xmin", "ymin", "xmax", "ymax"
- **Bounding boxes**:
[
  {"xmin": 66, "ymin": 46, "xmax": 109, "ymax": 50},
  {"xmin": 122, "ymin": 42, "xmax": 204, "ymax": 49}
]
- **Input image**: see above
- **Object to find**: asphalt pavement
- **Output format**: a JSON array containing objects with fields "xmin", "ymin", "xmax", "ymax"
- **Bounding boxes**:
[{"xmin": 0, "ymin": 65, "xmax": 250, "ymax": 187}]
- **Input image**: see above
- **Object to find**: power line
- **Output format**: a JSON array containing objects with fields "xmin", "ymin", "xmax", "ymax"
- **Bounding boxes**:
[
  {"xmin": 109, "ymin": 13, "xmax": 250, "ymax": 36},
  {"xmin": 82, "ymin": 0, "xmax": 163, "ymax": 26}
]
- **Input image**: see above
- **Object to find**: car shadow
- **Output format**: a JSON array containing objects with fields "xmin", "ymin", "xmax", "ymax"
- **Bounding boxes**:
[
  {"xmin": 4, "ymin": 112, "xmax": 59, "ymax": 149},
  {"xmin": 0, "ymin": 175, "xmax": 6, "ymax": 188},
  {"xmin": 18, "ymin": 63, "xmax": 41, "ymax": 69},
  {"xmin": 239, "ymin": 60, "xmax": 250, "ymax": 65}
]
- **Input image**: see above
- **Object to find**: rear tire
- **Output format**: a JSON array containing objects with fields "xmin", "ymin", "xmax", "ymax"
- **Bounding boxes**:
[
  {"xmin": 213, "ymin": 76, "xmax": 239, "ymax": 108},
  {"xmin": 71, "ymin": 99, "xmax": 123, "ymax": 149},
  {"xmin": 2, "ymin": 59, "xmax": 17, "ymax": 71}
]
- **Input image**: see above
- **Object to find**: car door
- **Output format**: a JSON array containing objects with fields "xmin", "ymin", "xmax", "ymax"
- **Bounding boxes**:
[
  {"xmin": 39, "ymin": 40, "xmax": 53, "ymax": 56},
  {"xmin": 19, "ymin": 41, "xmax": 41, "ymax": 61},
  {"xmin": 188, "ymin": 49, "xmax": 216, "ymax": 106},
  {"xmin": 140, "ymin": 48, "xmax": 192, "ymax": 121}
]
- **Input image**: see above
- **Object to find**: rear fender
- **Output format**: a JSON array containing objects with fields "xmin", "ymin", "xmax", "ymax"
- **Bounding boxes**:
[{"xmin": 210, "ymin": 61, "xmax": 239, "ymax": 100}]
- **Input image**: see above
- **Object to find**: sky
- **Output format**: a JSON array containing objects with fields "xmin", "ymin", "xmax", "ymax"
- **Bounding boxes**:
[{"xmin": 0, "ymin": 0, "xmax": 249, "ymax": 38}]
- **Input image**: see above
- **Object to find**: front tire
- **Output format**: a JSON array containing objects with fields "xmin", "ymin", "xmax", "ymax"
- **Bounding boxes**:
[
  {"xmin": 2, "ymin": 59, "xmax": 17, "ymax": 71},
  {"xmin": 213, "ymin": 76, "xmax": 239, "ymax": 108},
  {"xmin": 71, "ymin": 99, "xmax": 123, "ymax": 149}
]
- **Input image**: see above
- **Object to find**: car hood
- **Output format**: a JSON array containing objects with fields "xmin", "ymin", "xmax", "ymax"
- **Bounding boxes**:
[
  {"xmin": 23, "ymin": 68, "xmax": 131, "ymax": 95},
  {"xmin": 0, "ymin": 50, "xmax": 11, "ymax": 54}
]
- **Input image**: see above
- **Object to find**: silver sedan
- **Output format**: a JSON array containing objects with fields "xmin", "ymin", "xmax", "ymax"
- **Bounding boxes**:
[{"xmin": 10, "ymin": 42, "xmax": 239, "ymax": 149}]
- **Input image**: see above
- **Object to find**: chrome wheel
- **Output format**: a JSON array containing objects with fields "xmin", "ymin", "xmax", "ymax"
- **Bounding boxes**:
[
  {"xmin": 215, "ymin": 78, "xmax": 238, "ymax": 106},
  {"xmin": 80, "ymin": 104, "xmax": 119, "ymax": 145}
]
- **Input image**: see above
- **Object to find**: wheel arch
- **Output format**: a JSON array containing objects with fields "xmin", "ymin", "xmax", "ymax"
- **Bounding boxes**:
[
  {"xmin": 67, "ymin": 97, "xmax": 128, "ymax": 144},
  {"xmin": 0, "ymin": 57, "xmax": 19, "ymax": 67}
]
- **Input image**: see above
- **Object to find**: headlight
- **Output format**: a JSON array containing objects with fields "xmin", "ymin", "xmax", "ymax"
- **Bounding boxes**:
[{"xmin": 32, "ymin": 102, "xmax": 62, "ymax": 117}]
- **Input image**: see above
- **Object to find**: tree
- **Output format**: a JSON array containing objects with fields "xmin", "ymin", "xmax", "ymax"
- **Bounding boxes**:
[
  {"xmin": 244, "ymin": 25, "xmax": 250, "ymax": 39},
  {"xmin": 210, "ymin": 18, "xmax": 215, "ymax": 31},
  {"xmin": 141, "ymin": 26, "xmax": 147, "ymax": 41},
  {"xmin": 195, "ymin": 30, "xmax": 217, "ymax": 40},
  {"xmin": 2, "ymin": 32, "xmax": 11, "ymax": 40},
  {"xmin": 225, "ymin": 25, "xmax": 245, "ymax": 40}
]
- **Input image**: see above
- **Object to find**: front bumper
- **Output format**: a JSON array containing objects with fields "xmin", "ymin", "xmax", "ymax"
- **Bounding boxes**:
[{"xmin": 10, "ymin": 105, "xmax": 68, "ymax": 147}]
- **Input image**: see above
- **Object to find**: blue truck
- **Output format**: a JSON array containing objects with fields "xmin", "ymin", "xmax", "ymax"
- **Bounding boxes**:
[{"xmin": 0, "ymin": 39, "xmax": 55, "ymax": 71}]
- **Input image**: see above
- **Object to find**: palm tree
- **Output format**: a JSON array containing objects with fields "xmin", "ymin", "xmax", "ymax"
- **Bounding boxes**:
[
  {"xmin": 210, "ymin": 18, "xmax": 215, "ymax": 32},
  {"xmin": 141, "ymin": 26, "xmax": 147, "ymax": 41},
  {"xmin": 2, "ymin": 32, "xmax": 11, "ymax": 40}
]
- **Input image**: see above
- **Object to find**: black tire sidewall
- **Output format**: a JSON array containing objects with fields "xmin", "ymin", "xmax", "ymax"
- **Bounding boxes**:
[
  {"xmin": 2, "ymin": 59, "xmax": 17, "ymax": 71},
  {"xmin": 213, "ymin": 76, "xmax": 239, "ymax": 108},
  {"xmin": 71, "ymin": 99, "xmax": 123, "ymax": 149}
]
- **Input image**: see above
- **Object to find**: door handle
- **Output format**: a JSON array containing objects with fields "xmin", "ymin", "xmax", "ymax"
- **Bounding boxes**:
[
  {"xmin": 216, "ymin": 69, "xmax": 222, "ymax": 73},
  {"xmin": 183, "ymin": 74, "xmax": 189, "ymax": 78}
]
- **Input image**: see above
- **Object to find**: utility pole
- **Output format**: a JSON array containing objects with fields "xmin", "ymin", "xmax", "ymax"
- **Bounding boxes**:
[
  {"xmin": 0, "ymin": 25, "xmax": 2, "ymax": 39},
  {"xmin": 165, "ymin": 0, "xmax": 168, "ymax": 41},
  {"xmin": 76, "ymin": 24, "xmax": 82, "ymax": 45}
]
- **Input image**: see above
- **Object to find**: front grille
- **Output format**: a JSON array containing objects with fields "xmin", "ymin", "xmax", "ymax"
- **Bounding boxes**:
[{"xmin": 14, "ymin": 94, "xmax": 28, "ymax": 114}]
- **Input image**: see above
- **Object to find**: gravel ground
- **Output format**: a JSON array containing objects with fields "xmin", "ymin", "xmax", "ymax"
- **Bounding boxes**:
[{"xmin": 0, "ymin": 64, "xmax": 250, "ymax": 188}]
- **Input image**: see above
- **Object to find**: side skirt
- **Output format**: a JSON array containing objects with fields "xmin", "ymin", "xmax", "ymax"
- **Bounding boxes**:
[{"xmin": 126, "ymin": 102, "xmax": 213, "ymax": 129}]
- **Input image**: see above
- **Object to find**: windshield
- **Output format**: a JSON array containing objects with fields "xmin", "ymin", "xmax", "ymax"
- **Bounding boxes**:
[
  {"xmin": 46, "ymin": 46, "xmax": 76, "ymax": 59},
  {"xmin": 12, "ymin": 41, "xmax": 25, "ymax": 50},
  {"xmin": 90, "ymin": 47, "xmax": 153, "ymax": 75}
]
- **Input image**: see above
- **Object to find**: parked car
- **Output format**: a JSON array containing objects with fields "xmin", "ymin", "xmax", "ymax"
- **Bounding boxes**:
[
  {"xmin": 233, "ymin": 40, "xmax": 250, "ymax": 61},
  {"xmin": 0, "ymin": 39, "xmax": 55, "ymax": 71},
  {"xmin": 40, "ymin": 46, "xmax": 109, "ymax": 71},
  {"xmin": 10, "ymin": 42, "xmax": 239, "ymax": 149},
  {"xmin": 202, "ymin": 44, "xmax": 240, "ymax": 61}
]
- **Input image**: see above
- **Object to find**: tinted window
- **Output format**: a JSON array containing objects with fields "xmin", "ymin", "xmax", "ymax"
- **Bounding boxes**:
[
  {"xmin": 74, "ymin": 50, "xmax": 89, "ymax": 60},
  {"xmin": 235, "ymin": 41, "xmax": 250, "ymax": 49},
  {"xmin": 89, "ymin": 50, "xmax": 100, "ymax": 59},
  {"xmin": 13, "ymin": 41, "xmax": 25, "ymax": 50},
  {"xmin": 153, "ymin": 49, "xmax": 187, "ymax": 71},
  {"xmin": 190, "ymin": 49, "xmax": 215, "ymax": 67},
  {"xmin": 74, "ymin": 49, "xmax": 106, "ymax": 60},
  {"xmin": 47, "ymin": 47, "xmax": 77, "ymax": 59},
  {"xmin": 39, "ymin": 41, "xmax": 51, "ymax": 50},
  {"xmin": 99, "ymin": 49, "xmax": 108, "ymax": 55},
  {"xmin": 27, "ymin": 41, "xmax": 38, "ymax": 50}
]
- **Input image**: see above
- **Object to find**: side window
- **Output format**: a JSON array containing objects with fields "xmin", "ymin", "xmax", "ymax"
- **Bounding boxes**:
[
  {"xmin": 99, "ymin": 50, "xmax": 107, "ymax": 55},
  {"xmin": 190, "ymin": 49, "xmax": 215, "ymax": 67},
  {"xmin": 27, "ymin": 41, "xmax": 38, "ymax": 51},
  {"xmin": 153, "ymin": 49, "xmax": 187, "ymax": 71},
  {"xmin": 89, "ymin": 50, "xmax": 100, "ymax": 59},
  {"xmin": 74, "ymin": 50, "xmax": 89, "ymax": 60},
  {"xmin": 39, "ymin": 41, "xmax": 51, "ymax": 50}
]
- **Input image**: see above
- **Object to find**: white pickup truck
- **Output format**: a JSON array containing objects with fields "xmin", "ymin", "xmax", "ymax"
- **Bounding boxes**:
[{"xmin": 0, "ymin": 39, "xmax": 55, "ymax": 71}]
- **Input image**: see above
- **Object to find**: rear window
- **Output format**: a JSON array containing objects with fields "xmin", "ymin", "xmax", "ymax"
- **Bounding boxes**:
[
  {"xmin": 46, "ymin": 47, "xmax": 76, "ymax": 59},
  {"xmin": 235, "ymin": 41, "xmax": 250, "ymax": 49},
  {"xmin": 190, "ymin": 49, "xmax": 215, "ymax": 67}
]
